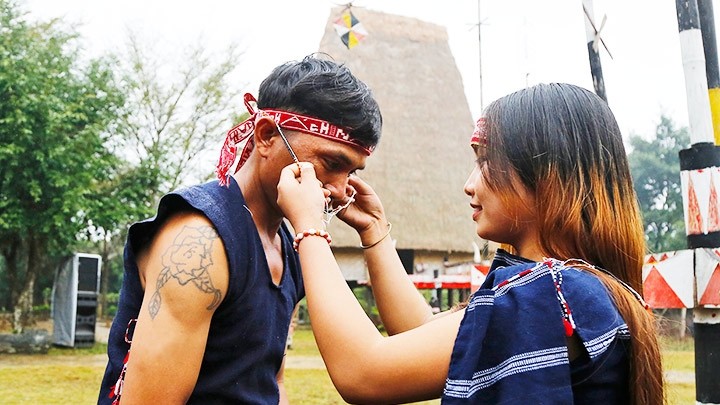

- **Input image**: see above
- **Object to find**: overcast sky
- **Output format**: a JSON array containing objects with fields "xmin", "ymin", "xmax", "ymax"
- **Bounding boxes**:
[{"xmin": 22, "ymin": 0, "xmax": 710, "ymax": 141}]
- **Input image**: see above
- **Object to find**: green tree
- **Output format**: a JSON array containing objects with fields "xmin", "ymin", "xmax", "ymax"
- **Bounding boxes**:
[
  {"xmin": 90, "ymin": 32, "xmax": 243, "ymax": 312},
  {"xmin": 628, "ymin": 116, "xmax": 689, "ymax": 253},
  {"xmin": 76, "ymin": 160, "xmax": 161, "ymax": 316},
  {"xmin": 0, "ymin": 0, "xmax": 125, "ymax": 332},
  {"xmin": 114, "ymin": 33, "xmax": 242, "ymax": 197}
]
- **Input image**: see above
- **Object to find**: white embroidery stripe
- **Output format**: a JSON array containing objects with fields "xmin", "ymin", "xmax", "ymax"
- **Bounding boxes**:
[
  {"xmin": 467, "ymin": 295, "xmax": 494, "ymax": 311},
  {"xmin": 444, "ymin": 346, "xmax": 568, "ymax": 398},
  {"xmin": 584, "ymin": 324, "xmax": 630, "ymax": 358},
  {"xmin": 467, "ymin": 265, "xmax": 548, "ymax": 311},
  {"xmin": 494, "ymin": 266, "xmax": 549, "ymax": 297}
]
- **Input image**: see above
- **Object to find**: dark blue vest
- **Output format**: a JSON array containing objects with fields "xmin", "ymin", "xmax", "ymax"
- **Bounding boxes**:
[
  {"xmin": 98, "ymin": 177, "xmax": 304, "ymax": 404},
  {"xmin": 443, "ymin": 250, "xmax": 630, "ymax": 404}
]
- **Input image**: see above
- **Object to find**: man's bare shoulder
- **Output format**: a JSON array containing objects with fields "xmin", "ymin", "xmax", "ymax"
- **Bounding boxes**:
[{"xmin": 138, "ymin": 211, "xmax": 229, "ymax": 321}]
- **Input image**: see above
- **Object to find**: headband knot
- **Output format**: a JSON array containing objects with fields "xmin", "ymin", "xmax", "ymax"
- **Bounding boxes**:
[{"xmin": 216, "ymin": 94, "xmax": 266, "ymax": 186}]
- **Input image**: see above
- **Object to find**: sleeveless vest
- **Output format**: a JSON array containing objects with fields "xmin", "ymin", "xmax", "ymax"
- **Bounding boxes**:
[{"xmin": 99, "ymin": 177, "xmax": 304, "ymax": 404}]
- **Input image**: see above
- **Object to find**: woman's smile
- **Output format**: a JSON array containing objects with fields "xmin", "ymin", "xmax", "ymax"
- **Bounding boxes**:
[{"xmin": 470, "ymin": 203, "xmax": 482, "ymax": 220}]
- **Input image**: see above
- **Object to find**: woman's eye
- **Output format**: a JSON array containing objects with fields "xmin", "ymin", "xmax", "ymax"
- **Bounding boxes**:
[{"xmin": 475, "ymin": 149, "xmax": 488, "ymax": 167}]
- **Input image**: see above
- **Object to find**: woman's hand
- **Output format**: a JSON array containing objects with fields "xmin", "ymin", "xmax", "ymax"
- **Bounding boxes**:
[
  {"xmin": 337, "ymin": 175, "xmax": 390, "ymax": 245},
  {"xmin": 277, "ymin": 163, "xmax": 330, "ymax": 231}
]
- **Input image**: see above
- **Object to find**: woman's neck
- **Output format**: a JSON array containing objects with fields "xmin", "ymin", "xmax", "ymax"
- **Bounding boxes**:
[{"xmin": 510, "ymin": 236, "xmax": 545, "ymax": 262}]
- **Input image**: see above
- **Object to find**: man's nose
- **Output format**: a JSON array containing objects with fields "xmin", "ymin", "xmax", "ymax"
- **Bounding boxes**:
[{"xmin": 324, "ymin": 177, "xmax": 349, "ymax": 200}]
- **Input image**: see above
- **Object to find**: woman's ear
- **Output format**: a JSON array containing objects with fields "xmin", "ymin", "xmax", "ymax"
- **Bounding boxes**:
[{"xmin": 254, "ymin": 117, "xmax": 278, "ymax": 158}]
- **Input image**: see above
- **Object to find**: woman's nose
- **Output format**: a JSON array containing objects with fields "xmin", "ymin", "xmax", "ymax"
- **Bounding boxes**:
[{"xmin": 464, "ymin": 168, "xmax": 479, "ymax": 196}]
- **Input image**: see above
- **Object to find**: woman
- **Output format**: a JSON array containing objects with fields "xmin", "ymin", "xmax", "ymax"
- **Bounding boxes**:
[{"xmin": 277, "ymin": 83, "xmax": 664, "ymax": 404}]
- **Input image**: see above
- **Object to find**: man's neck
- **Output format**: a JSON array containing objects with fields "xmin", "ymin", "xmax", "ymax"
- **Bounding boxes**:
[{"xmin": 231, "ymin": 170, "xmax": 284, "ymax": 238}]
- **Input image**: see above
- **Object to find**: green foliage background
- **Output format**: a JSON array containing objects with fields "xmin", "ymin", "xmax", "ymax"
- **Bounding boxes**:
[
  {"xmin": 627, "ymin": 116, "xmax": 690, "ymax": 254},
  {"xmin": 0, "ymin": 0, "xmax": 125, "ymax": 327},
  {"xmin": 0, "ymin": 0, "xmax": 241, "ymax": 327}
]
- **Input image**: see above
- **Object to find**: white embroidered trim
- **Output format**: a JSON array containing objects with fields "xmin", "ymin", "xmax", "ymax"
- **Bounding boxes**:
[
  {"xmin": 584, "ymin": 324, "xmax": 630, "ymax": 358},
  {"xmin": 444, "ymin": 346, "xmax": 569, "ymax": 398}
]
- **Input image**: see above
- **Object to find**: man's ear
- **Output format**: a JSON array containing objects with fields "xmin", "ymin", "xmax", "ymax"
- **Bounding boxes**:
[{"xmin": 254, "ymin": 117, "xmax": 278, "ymax": 158}]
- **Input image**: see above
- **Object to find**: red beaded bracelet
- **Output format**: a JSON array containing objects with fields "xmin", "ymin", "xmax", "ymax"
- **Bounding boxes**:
[{"xmin": 293, "ymin": 228, "xmax": 332, "ymax": 251}]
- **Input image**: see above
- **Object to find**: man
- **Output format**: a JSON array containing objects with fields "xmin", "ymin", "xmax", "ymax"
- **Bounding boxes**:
[{"xmin": 98, "ymin": 55, "xmax": 382, "ymax": 404}]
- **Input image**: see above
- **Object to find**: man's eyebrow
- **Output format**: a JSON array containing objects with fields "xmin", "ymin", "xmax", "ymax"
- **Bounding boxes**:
[{"xmin": 330, "ymin": 151, "xmax": 365, "ymax": 171}]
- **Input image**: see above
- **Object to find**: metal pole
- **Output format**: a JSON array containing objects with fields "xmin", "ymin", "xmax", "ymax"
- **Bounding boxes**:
[
  {"xmin": 676, "ymin": 1, "xmax": 720, "ymax": 403},
  {"xmin": 477, "ymin": 0, "xmax": 484, "ymax": 110},
  {"xmin": 582, "ymin": 0, "xmax": 607, "ymax": 102}
]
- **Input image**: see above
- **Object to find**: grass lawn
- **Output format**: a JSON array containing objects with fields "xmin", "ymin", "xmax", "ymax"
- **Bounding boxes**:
[
  {"xmin": 660, "ymin": 335, "xmax": 696, "ymax": 404},
  {"xmin": 287, "ymin": 327, "xmax": 440, "ymax": 404},
  {"xmin": 0, "ymin": 365, "xmax": 103, "ymax": 403},
  {"xmin": 665, "ymin": 382, "xmax": 695, "ymax": 405},
  {"xmin": 0, "ymin": 327, "xmax": 696, "ymax": 404}
]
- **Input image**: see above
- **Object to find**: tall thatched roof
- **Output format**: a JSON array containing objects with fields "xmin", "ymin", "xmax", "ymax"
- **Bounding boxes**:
[{"xmin": 320, "ymin": 7, "xmax": 478, "ymax": 252}]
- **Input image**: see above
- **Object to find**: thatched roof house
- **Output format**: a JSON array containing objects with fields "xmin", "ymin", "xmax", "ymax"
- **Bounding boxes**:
[{"xmin": 319, "ymin": 7, "xmax": 481, "ymax": 279}]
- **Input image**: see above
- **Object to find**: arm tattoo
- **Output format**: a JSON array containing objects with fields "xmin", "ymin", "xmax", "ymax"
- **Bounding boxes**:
[{"xmin": 149, "ymin": 225, "xmax": 223, "ymax": 319}]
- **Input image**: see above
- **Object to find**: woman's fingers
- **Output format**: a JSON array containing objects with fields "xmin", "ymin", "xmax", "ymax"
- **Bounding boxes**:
[
  {"xmin": 347, "ymin": 174, "xmax": 376, "ymax": 196},
  {"xmin": 280, "ymin": 162, "xmax": 318, "ymax": 185},
  {"xmin": 297, "ymin": 162, "xmax": 317, "ymax": 182},
  {"xmin": 279, "ymin": 163, "xmax": 300, "ymax": 183}
]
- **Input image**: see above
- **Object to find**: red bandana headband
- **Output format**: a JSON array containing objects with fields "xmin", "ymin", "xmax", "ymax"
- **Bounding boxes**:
[
  {"xmin": 470, "ymin": 117, "xmax": 487, "ymax": 147},
  {"xmin": 216, "ymin": 93, "xmax": 374, "ymax": 186}
]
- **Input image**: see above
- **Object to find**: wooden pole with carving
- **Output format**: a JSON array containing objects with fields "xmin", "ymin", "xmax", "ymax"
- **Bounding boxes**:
[{"xmin": 675, "ymin": 0, "xmax": 720, "ymax": 402}]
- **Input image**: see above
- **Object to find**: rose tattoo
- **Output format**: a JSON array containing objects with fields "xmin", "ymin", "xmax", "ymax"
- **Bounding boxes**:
[{"xmin": 149, "ymin": 225, "xmax": 222, "ymax": 319}]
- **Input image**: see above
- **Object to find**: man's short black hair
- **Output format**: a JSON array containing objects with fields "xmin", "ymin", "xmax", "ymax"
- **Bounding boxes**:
[{"xmin": 257, "ymin": 55, "xmax": 382, "ymax": 149}]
